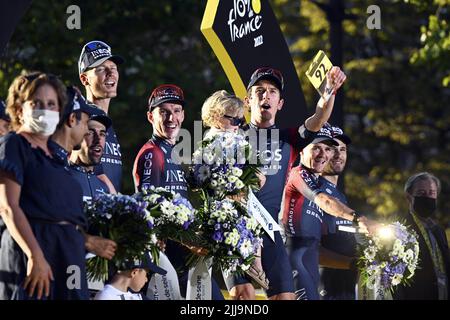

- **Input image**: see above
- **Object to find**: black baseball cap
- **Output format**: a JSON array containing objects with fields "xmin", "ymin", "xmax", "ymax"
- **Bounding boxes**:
[
  {"xmin": 62, "ymin": 87, "xmax": 101, "ymax": 121},
  {"xmin": 310, "ymin": 123, "xmax": 339, "ymax": 146},
  {"xmin": 148, "ymin": 84, "xmax": 185, "ymax": 110},
  {"xmin": 88, "ymin": 105, "xmax": 112, "ymax": 130},
  {"xmin": 123, "ymin": 253, "xmax": 167, "ymax": 275},
  {"xmin": 331, "ymin": 125, "xmax": 352, "ymax": 145},
  {"xmin": 0, "ymin": 100, "xmax": 10, "ymax": 122},
  {"xmin": 78, "ymin": 40, "xmax": 124, "ymax": 74},
  {"xmin": 247, "ymin": 67, "xmax": 284, "ymax": 92}
]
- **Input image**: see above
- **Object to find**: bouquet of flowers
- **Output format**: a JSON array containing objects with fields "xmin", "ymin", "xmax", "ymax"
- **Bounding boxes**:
[
  {"xmin": 190, "ymin": 131, "xmax": 261, "ymax": 198},
  {"xmin": 135, "ymin": 186, "xmax": 199, "ymax": 245},
  {"xmin": 358, "ymin": 221, "xmax": 420, "ymax": 298},
  {"xmin": 84, "ymin": 193, "xmax": 159, "ymax": 282},
  {"xmin": 189, "ymin": 197, "xmax": 263, "ymax": 275}
]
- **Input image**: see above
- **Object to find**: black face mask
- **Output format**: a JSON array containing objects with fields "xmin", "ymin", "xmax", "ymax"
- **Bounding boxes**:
[{"xmin": 413, "ymin": 196, "xmax": 437, "ymax": 219}]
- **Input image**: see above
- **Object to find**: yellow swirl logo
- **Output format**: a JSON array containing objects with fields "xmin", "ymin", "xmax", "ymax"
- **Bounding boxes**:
[
  {"xmin": 252, "ymin": 0, "xmax": 261, "ymax": 14},
  {"xmin": 227, "ymin": 0, "xmax": 263, "ymax": 43}
]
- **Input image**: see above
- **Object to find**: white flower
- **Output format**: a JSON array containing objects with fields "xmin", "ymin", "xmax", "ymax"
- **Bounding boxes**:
[
  {"xmin": 392, "ymin": 239, "xmax": 404, "ymax": 255},
  {"xmin": 239, "ymin": 239, "xmax": 253, "ymax": 258},
  {"xmin": 240, "ymin": 263, "xmax": 250, "ymax": 271},
  {"xmin": 218, "ymin": 211, "xmax": 228, "ymax": 222},
  {"xmin": 176, "ymin": 211, "xmax": 189, "ymax": 225},
  {"xmin": 225, "ymin": 229, "xmax": 240, "ymax": 247},
  {"xmin": 235, "ymin": 180, "xmax": 245, "ymax": 189},
  {"xmin": 391, "ymin": 274, "xmax": 403, "ymax": 286},
  {"xmin": 245, "ymin": 217, "xmax": 258, "ymax": 231},
  {"xmin": 231, "ymin": 167, "xmax": 243, "ymax": 177},
  {"xmin": 160, "ymin": 200, "xmax": 175, "ymax": 217},
  {"xmin": 220, "ymin": 200, "xmax": 235, "ymax": 212},
  {"xmin": 210, "ymin": 179, "xmax": 218, "ymax": 188},
  {"xmin": 228, "ymin": 175, "xmax": 238, "ymax": 183},
  {"xmin": 364, "ymin": 246, "xmax": 377, "ymax": 261}
]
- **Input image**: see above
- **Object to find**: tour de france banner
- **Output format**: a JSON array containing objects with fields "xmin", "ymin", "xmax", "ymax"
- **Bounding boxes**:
[{"xmin": 201, "ymin": 0, "xmax": 308, "ymax": 129}]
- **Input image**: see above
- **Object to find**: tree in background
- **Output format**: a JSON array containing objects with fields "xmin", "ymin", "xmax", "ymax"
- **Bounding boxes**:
[
  {"xmin": 272, "ymin": 0, "xmax": 449, "ymax": 227},
  {"xmin": 0, "ymin": 0, "xmax": 230, "ymax": 194},
  {"xmin": 1, "ymin": 0, "xmax": 448, "ymax": 227}
]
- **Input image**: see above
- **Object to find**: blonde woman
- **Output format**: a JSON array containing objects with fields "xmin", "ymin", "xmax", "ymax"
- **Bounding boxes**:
[{"xmin": 201, "ymin": 90, "xmax": 268, "ymax": 295}]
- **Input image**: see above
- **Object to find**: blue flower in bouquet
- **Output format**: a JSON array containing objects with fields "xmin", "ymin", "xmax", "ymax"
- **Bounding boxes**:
[
  {"xmin": 137, "ymin": 186, "xmax": 199, "ymax": 245},
  {"xmin": 194, "ymin": 198, "xmax": 263, "ymax": 274},
  {"xmin": 189, "ymin": 131, "xmax": 260, "ymax": 197},
  {"xmin": 359, "ymin": 221, "xmax": 420, "ymax": 293},
  {"xmin": 84, "ymin": 193, "xmax": 159, "ymax": 282}
]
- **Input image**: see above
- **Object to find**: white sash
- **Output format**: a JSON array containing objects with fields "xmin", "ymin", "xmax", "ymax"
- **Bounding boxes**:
[
  {"xmin": 146, "ymin": 252, "xmax": 182, "ymax": 300},
  {"xmin": 186, "ymin": 257, "xmax": 213, "ymax": 300},
  {"xmin": 247, "ymin": 189, "xmax": 281, "ymax": 242}
]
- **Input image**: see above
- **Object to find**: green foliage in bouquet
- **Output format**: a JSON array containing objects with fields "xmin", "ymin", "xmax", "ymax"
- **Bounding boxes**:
[
  {"xmin": 135, "ymin": 186, "xmax": 202, "ymax": 248},
  {"xmin": 84, "ymin": 193, "xmax": 159, "ymax": 282}
]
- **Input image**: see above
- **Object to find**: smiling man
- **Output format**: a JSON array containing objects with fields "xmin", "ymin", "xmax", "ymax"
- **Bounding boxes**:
[
  {"xmin": 280, "ymin": 124, "xmax": 375, "ymax": 300},
  {"xmin": 78, "ymin": 40, "xmax": 124, "ymax": 192},
  {"xmin": 132, "ymin": 84, "xmax": 187, "ymax": 195},
  {"xmin": 132, "ymin": 85, "xmax": 224, "ymax": 300}
]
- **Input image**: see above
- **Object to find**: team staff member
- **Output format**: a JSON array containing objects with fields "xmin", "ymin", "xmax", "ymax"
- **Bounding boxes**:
[
  {"xmin": 319, "ymin": 126, "xmax": 357, "ymax": 300},
  {"xmin": 0, "ymin": 73, "xmax": 94, "ymax": 299},
  {"xmin": 133, "ymin": 85, "xmax": 223, "ymax": 300},
  {"xmin": 281, "ymin": 124, "xmax": 374, "ymax": 300},
  {"xmin": 230, "ymin": 66, "xmax": 346, "ymax": 300},
  {"xmin": 393, "ymin": 172, "xmax": 449, "ymax": 300},
  {"xmin": 78, "ymin": 40, "xmax": 124, "ymax": 191}
]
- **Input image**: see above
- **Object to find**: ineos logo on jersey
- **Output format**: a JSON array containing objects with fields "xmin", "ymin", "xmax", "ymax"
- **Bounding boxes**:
[
  {"xmin": 105, "ymin": 142, "xmax": 121, "ymax": 157},
  {"xmin": 259, "ymin": 148, "xmax": 282, "ymax": 163},
  {"xmin": 227, "ymin": 0, "xmax": 263, "ymax": 43},
  {"xmin": 165, "ymin": 170, "xmax": 186, "ymax": 184}
]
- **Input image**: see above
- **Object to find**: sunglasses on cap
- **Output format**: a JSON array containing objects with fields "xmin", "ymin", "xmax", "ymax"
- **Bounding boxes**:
[
  {"xmin": 82, "ymin": 40, "xmax": 111, "ymax": 53},
  {"xmin": 223, "ymin": 115, "xmax": 244, "ymax": 126}
]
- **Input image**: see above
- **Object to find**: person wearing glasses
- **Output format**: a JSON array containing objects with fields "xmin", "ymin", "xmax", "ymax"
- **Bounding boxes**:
[
  {"xmin": 0, "ymin": 72, "xmax": 97, "ymax": 300},
  {"xmin": 228, "ymin": 66, "xmax": 346, "ymax": 300},
  {"xmin": 201, "ymin": 90, "xmax": 245, "ymax": 136},
  {"xmin": 200, "ymin": 90, "xmax": 268, "ymax": 290},
  {"xmin": 78, "ymin": 40, "xmax": 124, "ymax": 192}
]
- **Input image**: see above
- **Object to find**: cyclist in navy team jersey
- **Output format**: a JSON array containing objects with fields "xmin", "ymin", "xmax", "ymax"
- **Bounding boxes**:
[
  {"xmin": 78, "ymin": 40, "xmax": 124, "ymax": 192},
  {"xmin": 133, "ymin": 84, "xmax": 223, "ymax": 300},
  {"xmin": 229, "ymin": 66, "xmax": 347, "ymax": 300},
  {"xmin": 281, "ymin": 124, "xmax": 375, "ymax": 300},
  {"xmin": 69, "ymin": 102, "xmax": 115, "ymax": 200},
  {"xmin": 318, "ymin": 125, "xmax": 358, "ymax": 300}
]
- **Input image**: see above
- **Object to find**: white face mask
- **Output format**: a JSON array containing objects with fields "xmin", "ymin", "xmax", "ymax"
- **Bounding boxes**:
[{"xmin": 22, "ymin": 109, "xmax": 60, "ymax": 136}]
